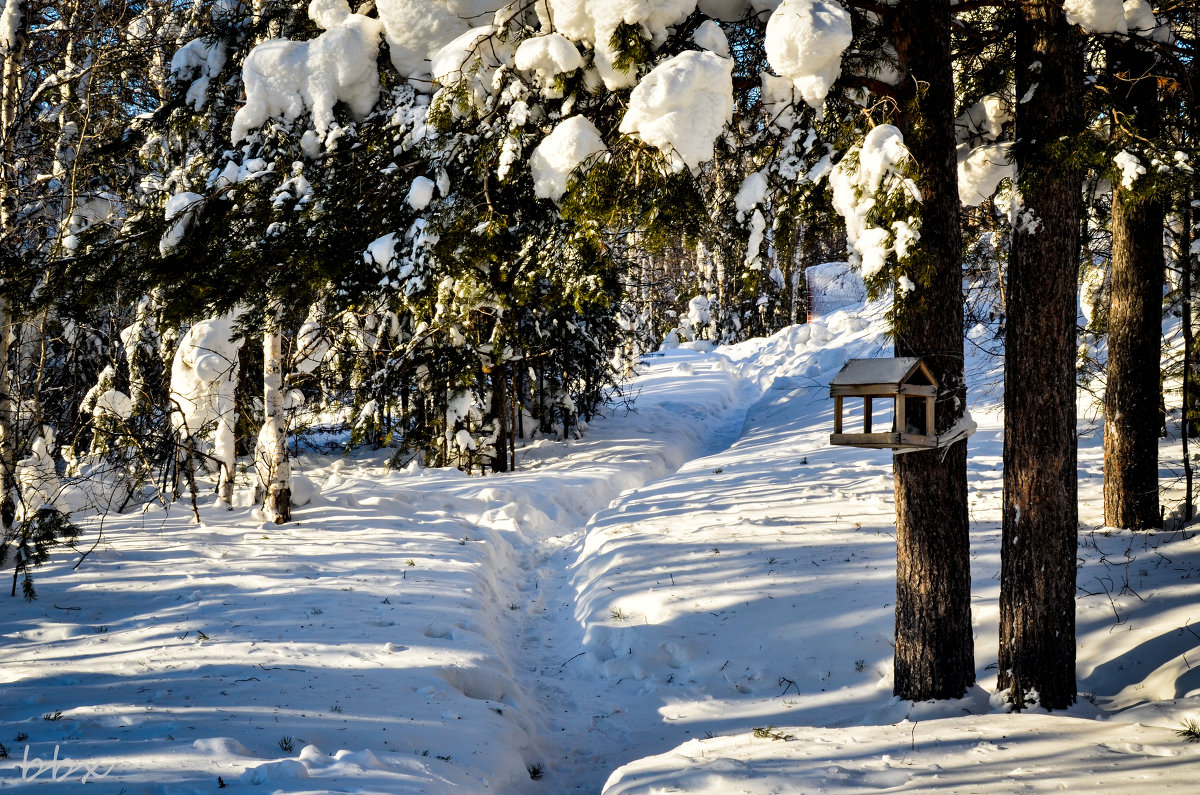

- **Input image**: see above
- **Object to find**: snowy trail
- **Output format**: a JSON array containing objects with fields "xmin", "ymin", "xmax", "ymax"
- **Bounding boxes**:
[{"xmin": 505, "ymin": 357, "xmax": 758, "ymax": 790}]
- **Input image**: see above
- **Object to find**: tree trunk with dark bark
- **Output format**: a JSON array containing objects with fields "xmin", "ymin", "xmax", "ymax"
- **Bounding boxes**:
[
  {"xmin": 1104, "ymin": 42, "xmax": 1164, "ymax": 532},
  {"xmin": 889, "ymin": 0, "xmax": 975, "ymax": 701},
  {"xmin": 999, "ymin": 0, "xmax": 1084, "ymax": 712},
  {"xmin": 490, "ymin": 362, "xmax": 509, "ymax": 473}
]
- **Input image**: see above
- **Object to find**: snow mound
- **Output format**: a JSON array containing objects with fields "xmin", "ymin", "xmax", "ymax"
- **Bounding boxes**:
[{"xmin": 693, "ymin": 20, "xmax": 730, "ymax": 58}]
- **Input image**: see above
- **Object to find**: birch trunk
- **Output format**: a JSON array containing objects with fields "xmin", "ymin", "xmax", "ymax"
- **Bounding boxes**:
[
  {"xmin": 262, "ymin": 306, "xmax": 291, "ymax": 523},
  {"xmin": 0, "ymin": 1, "xmax": 29, "ymax": 535}
]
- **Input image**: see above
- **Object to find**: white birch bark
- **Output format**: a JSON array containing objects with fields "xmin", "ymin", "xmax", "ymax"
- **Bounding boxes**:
[
  {"xmin": 261, "ymin": 304, "xmax": 290, "ymax": 523},
  {"xmin": 0, "ymin": 0, "xmax": 28, "ymax": 533}
]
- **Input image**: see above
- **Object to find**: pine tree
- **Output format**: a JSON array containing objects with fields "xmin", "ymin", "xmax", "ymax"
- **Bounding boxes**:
[{"xmin": 999, "ymin": 0, "xmax": 1086, "ymax": 712}]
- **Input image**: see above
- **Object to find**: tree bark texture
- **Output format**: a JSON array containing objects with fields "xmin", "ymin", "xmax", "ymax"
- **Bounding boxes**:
[
  {"xmin": 1103, "ymin": 42, "xmax": 1164, "ymax": 532},
  {"xmin": 999, "ymin": 0, "xmax": 1084, "ymax": 711},
  {"xmin": 889, "ymin": 0, "xmax": 975, "ymax": 701}
]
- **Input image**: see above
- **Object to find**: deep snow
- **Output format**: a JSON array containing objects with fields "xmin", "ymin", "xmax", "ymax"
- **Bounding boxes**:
[{"xmin": 4, "ymin": 298, "xmax": 1200, "ymax": 792}]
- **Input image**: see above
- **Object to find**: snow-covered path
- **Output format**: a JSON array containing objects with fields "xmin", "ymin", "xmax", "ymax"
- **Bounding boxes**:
[
  {"xmin": 7, "ymin": 302, "xmax": 1200, "ymax": 792},
  {"xmin": 505, "ymin": 353, "xmax": 762, "ymax": 790}
]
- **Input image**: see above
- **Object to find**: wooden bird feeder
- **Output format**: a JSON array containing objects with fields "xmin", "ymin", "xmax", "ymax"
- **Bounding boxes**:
[{"xmin": 829, "ymin": 357, "xmax": 938, "ymax": 450}]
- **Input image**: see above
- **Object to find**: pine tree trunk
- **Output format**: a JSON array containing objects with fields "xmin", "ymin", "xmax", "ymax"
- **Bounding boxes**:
[
  {"xmin": 1184, "ymin": 198, "xmax": 1195, "ymax": 521},
  {"xmin": 999, "ymin": 0, "xmax": 1084, "ymax": 711},
  {"xmin": 0, "ymin": 300, "xmax": 14, "ymax": 533},
  {"xmin": 889, "ymin": 0, "xmax": 975, "ymax": 701},
  {"xmin": 490, "ymin": 362, "xmax": 509, "ymax": 473},
  {"xmin": 1105, "ymin": 183, "xmax": 1164, "ymax": 530},
  {"xmin": 263, "ymin": 306, "xmax": 291, "ymax": 523},
  {"xmin": 1103, "ymin": 43, "xmax": 1164, "ymax": 532}
]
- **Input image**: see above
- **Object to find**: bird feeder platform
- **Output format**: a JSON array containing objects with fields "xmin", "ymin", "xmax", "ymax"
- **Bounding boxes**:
[{"xmin": 829, "ymin": 357, "xmax": 938, "ymax": 450}]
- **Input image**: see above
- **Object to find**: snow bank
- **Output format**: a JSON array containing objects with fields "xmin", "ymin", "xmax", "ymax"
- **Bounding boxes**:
[
  {"xmin": 530, "ymin": 115, "xmax": 607, "ymax": 200},
  {"xmin": 806, "ymin": 260, "xmax": 865, "ymax": 316},
  {"xmin": 232, "ymin": 0, "xmax": 383, "ymax": 143},
  {"xmin": 765, "ymin": 0, "xmax": 852, "ymax": 109},
  {"xmin": 618, "ymin": 50, "xmax": 733, "ymax": 173}
]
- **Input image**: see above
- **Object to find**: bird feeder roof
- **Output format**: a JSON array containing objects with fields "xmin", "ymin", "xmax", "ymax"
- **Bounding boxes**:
[{"xmin": 830, "ymin": 357, "xmax": 935, "ymax": 390}]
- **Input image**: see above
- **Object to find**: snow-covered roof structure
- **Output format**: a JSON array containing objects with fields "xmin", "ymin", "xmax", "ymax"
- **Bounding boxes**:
[{"xmin": 829, "ymin": 357, "xmax": 933, "ymax": 391}]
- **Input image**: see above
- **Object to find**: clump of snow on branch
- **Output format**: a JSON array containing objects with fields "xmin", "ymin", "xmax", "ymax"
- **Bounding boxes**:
[
  {"xmin": 692, "ymin": 20, "xmax": 730, "ymax": 58},
  {"xmin": 159, "ymin": 191, "xmax": 203, "ymax": 255},
  {"xmin": 431, "ymin": 25, "xmax": 499, "ymax": 88},
  {"xmin": 293, "ymin": 314, "xmax": 330, "ymax": 375},
  {"xmin": 734, "ymin": 171, "xmax": 769, "ymax": 217},
  {"xmin": 530, "ymin": 115, "xmax": 607, "ymax": 200},
  {"xmin": 1123, "ymin": 0, "xmax": 1172, "ymax": 42},
  {"xmin": 958, "ymin": 143, "xmax": 1013, "ymax": 207},
  {"xmin": 765, "ymin": 0, "xmax": 853, "ymax": 109},
  {"xmin": 1063, "ymin": 0, "xmax": 1126, "ymax": 33},
  {"xmin": 956, "ymin": 94, "xmax": 1011, "ymax": 144},
  {"xmin": 0, "ymin": 0, "xmax": 24, "ymax": 53},
  {"xmin": 406, "ymin": 176, "xmax": 437, "ymax": 210},
  {"xmin": 375, "ymin": 0, "xmax": 502, "ymax": 82},
  {"xmin": 618, "ymin": 50, "xmax": 733, "ymax": 173},
  {"xmin": 170, "ymin": 315, "xmax": 245, "ymax": 501},
  {"xmin": 829, "ymin": 125, "xmax": 918, "ymax": 282},
  {"xmin": 537, "ymin": 0, "xmax": 697, "ymax": 89},
  {"xmin": 1063, "ymin": 0, "xmax": 1171, "ymax": 40},
  {"xmin": 17, "ymin": 428, "xmax": 65, "ymax": 520},
  {"xmin": 698, "ymin": 0, "xmax": 748, "ymax": 19},
  {"xmin": 171, "ymin": 38, "xmax": 227, "ymax": 109},
  {"xmin": 514, "ymin": 33, "xmax": 583, "ymax": 86},
  {"xmin": 231, "ymin": 0, "xmax": 383, "ymax": 143},
  {"xmin": 1113, "ymin": 149, "xmax": 1146, "ymax": 190}
]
